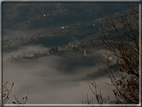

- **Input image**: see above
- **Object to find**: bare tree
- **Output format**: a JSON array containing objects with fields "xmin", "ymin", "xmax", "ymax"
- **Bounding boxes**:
[
  {"xmin": 84, "ymin": 3, "xmax": 140, "ymax": 104},
  {"xmin": 1, "ymin": 82, "xmax": 29, "ymax": 107}
]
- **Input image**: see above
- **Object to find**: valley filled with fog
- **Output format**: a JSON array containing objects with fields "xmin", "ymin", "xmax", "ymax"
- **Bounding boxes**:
[
  {"xmin": 3, "ymin": 40, "xmax": 116, "ymax": 104},
  {"xmin": 2, "ymin": 2, "xmax": 135, "ymax": 104}
]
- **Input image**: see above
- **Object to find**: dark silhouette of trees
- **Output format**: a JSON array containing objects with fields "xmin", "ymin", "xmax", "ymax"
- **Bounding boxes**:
[
  {"xmin": 84, "ymin": 3, "xmax": 140, "ymax": 104},
  {"xmin": 1, "ymin": 82, "xmax": 29, "ymax": 106}
]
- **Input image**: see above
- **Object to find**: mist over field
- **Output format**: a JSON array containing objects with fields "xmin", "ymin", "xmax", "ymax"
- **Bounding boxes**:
[{"xmin": 3, "ymin": 44, "xmax": 116, "ymax": 104}]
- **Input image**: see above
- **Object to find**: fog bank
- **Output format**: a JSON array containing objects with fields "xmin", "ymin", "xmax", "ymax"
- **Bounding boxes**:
[{"xmin": 3, "ymin": 45, "xmax": 115, "ymax": 104}]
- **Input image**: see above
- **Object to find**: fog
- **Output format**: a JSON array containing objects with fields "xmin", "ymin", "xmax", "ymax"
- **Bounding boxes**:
[{"xmin": 3, "ymin": 45, "xmax": 116, "ymax": 104}]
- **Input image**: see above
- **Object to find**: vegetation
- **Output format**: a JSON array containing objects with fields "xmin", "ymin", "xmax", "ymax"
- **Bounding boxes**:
[
  {"xmin": 3, "ymin": 3, "xmax": 129, "ymax": 30},
  {"xmin": 84, "ymin": 3, "xmax": 140, "ymax": 104},
  {"xmin": 3, "ymin": 4, "xmax": 135, "ymax": 52},
  {"xmin": 1, "ymin": 82, "xmax": 29, "ymax": 106}
]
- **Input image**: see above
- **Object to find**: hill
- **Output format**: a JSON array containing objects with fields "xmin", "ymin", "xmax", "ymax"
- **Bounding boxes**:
[{"xmin": 2, "ymin": 2, "xmax": 129, "ymax": 30}]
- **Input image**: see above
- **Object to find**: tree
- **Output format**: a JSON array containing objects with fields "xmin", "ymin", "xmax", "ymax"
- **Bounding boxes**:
[
  {"xmin": 1, "ymin": 82, "xmax": 29, "ymax": 106},
  {"xmin": 84, "ymin": 3, "xmax": 140, "ymax": 104}
]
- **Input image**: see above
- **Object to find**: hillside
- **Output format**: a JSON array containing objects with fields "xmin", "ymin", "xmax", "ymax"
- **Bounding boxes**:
[
  {"xmin": 2, "ymin": 3, "xmax": 138, "ymax": 53},
  {"xmin": 2, "ymin": 2, "xmax": 129, "ymax": 30},
  {"xmin": 3, "ymin": 8, "xmax": 136, "ymax": 52}
]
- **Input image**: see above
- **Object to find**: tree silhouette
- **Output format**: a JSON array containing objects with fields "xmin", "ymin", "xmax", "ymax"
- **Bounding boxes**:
[
  {"xmin": 84, "ymin": 3, "xmax": 140, "ymax": 104},
  {"xmin": 1, "ymin": 82, "xmax": 29, "ymax": 106}
]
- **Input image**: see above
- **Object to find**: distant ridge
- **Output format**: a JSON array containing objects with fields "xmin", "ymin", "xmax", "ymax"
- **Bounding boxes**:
[{"xmin": 2, "ymin": 3, "xmax": 132, "ymax": 30}]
